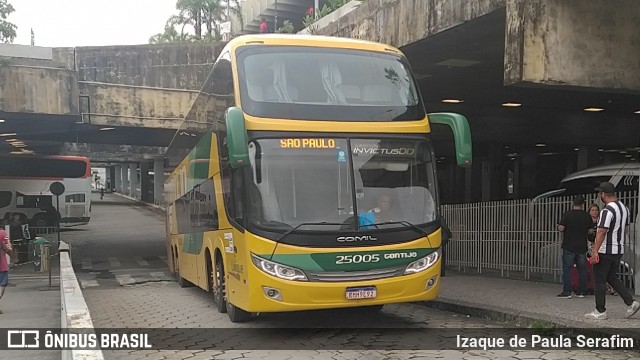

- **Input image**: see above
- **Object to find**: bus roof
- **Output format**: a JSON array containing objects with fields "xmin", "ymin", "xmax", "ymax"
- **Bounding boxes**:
[
  {"xmin": 226, "ymin": 34, "xmax": 403, "ymax": 56},
  {"xmin": 561, "ymin": 162, "xmax": 640, "ymax": 182}
]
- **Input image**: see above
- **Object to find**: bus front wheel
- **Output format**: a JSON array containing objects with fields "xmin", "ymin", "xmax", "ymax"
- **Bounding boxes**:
[
  {"xmin": 227, "ymin": 301, "xmax": 252, "ymax": 323},
  {"xmin": 212, "ymin": 254, "xmax": 227, "ymax": 313}
]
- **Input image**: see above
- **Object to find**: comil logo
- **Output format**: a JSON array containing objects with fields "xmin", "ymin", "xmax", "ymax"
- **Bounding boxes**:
[
  {"xmin": 336, "ymin": 235, "xmax": 377, "ymax": 242},
  {"xmin": 7, "ymin": 330, "xmax": 40, "ymax": 348}
]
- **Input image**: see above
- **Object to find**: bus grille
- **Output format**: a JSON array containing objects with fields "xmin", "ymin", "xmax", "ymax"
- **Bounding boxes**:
[{"xmin": 306, "ymin": 267, "xmax": 405, "ymax": 282}]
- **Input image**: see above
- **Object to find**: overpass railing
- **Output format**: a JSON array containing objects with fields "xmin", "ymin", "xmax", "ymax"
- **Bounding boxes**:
[{"xmin": 442, "ymin": 191, "xmax": 638, "ymax": 290}]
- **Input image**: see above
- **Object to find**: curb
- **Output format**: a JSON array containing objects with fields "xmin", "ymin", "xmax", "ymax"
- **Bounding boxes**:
[
  {"xmin": 110, "ymin": 192, "xmax": 165, "ymax": 213},
  {"xmin": 424, "ymin": 298, "xmax": 640, "ymax": 343}
]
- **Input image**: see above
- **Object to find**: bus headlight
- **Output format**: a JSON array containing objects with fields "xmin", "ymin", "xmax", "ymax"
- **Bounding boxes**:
[
  {"xmin": 404, "ymin": 249, "xmax": 440, "ymax": 274},
  {"xmin": 251, "ymin": 254, "xmax": 308, "ymax": 281}
]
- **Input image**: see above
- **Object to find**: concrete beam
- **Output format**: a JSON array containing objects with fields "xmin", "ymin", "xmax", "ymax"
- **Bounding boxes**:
[
  {"xmin": 62, "ymin": 142, "xmax": 186, "ymax": 167},
  {"xmin": 505, "ymin": 0, "xmax": 640, "ymax": 93},
  {"xmin": 78, "ymin": 81, "xmax": 200, "ymax": 130},
  {"xmin": 310, "ymin": 0, "xmax": 506, "ymax": 49},
  {"xmin": 0, "ymin": 65, "xmax": 78, "ymax": 115}
]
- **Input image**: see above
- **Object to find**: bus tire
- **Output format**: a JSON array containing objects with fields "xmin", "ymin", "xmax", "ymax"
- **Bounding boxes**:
[
  {"xmin": 174, "ymin": 247, "xmax": 190, "ymax": 288},
  {"xmin": 212, "ymin": 253, "xmax": 227, "ymax": 313},
  {"xmin": 227, "ymin": 301, "xmax": 252, "ymax": 323}
]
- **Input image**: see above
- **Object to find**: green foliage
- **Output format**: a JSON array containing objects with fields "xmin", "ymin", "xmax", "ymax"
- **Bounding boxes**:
[
  {"xmin": 302, "ymin": 0, "xmax": 355, "ymax": 28},
  {"xmin": 276, "ymin": 20, "xmax": 295, "ymax": 34},
  {"xmin": 149, "ymin": 0, "xmax": 242, "ymax": 44},
  {"xmin": 529, "ymin": 319, "xmax": 556, "ymax": 336},
  {"xmin": 0, "ymin": 0, "xmax": 17, "ymax": 43}
]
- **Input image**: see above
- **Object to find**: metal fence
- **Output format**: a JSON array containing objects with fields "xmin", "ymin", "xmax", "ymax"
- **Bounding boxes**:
[{"xmin": 442, "ymin": 192, "xmax": 637, "ymax": 289}]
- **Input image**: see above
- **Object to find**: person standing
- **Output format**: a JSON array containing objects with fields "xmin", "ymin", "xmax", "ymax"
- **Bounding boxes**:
[
  {"xmin": 0, "ymin": 229, "xmax": 14, "ymax": 313},
  {"xmin": 259, "ymin": 17, "xmax": 268, "ymax": 33},
  {"xmin": 556, "ymin": 195, "xmax": 592, "ymax": 298},
  {"xmin": 585, "ymin": 181, "xmax": 640, "ymax": 319}
]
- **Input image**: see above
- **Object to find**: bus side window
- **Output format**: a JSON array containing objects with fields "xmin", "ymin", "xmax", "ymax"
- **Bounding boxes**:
[{"xmin": 616, "ymin": 176, "xmax": 639, "ymax": 192}]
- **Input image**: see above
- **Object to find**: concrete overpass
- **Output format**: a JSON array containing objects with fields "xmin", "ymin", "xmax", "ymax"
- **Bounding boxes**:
[{"xmin": 1, "ymin": 0, "xmax": 639, "ymax": 205}]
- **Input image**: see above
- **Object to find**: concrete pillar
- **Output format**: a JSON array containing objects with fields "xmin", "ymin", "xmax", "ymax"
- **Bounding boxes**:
[
  {"xmin": 114, "ymin": 165, "xmax": 122, "ymax": 193},
  {"xmin": 108, "ymin": 166, "xmax": 116, "ymax": 191},
  {"xmin": 128, "ymin": 163, "xmax": 138, "ymax": 198},
  {"xmin": 577, "ymin": 146, "xmax": 598, "ymax": 170},
  {"xmin": 154, "ymin": 159, "xmax": 165, "ymax": 205},
  {"xmin": 519, "ymin": 151, "xmax": 538, "ymax": 199},
  {"xmin": 121, "ymin": 164, "xmax": 129, "ymax": 195},
  {"xmin": 140, "ymin": 162, "xmax": 151, "ymax": 202}
]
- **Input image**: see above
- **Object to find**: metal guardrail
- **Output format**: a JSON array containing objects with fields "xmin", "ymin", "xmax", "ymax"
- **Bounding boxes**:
[{"xmin": 442, "ymin": 191, "xmax": 638, "ymax": 291}]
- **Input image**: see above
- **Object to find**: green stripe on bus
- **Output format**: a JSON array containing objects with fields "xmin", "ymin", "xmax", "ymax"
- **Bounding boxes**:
[{"xmin": 257, "ymin": 248, "xmax": 436, "ymax": 272}]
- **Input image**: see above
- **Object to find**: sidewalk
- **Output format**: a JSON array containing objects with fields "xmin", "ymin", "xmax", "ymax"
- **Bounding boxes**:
[
  {"xmin": 1, "ymin": 259, "xmax": 61, "ymax": 359},
  {"xmin": 430, "ymin": 273, "xmax": 640, "ymax": 336}
]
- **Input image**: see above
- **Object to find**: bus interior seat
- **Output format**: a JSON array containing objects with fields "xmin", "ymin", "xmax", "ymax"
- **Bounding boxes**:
[
  {"xmin": 264, "ymin": 85, "xmax": 299, "ymax": 101},
  {"xmin": 362, "ymin": 85, "xmax": 399, "ymax": 104},
  {"xmin": 341, "ymin": 85, "xmax": 361, "ymax": 103},
  {"xmin": 247, "ymin": 84, "xmax": 264, "ymax": 101}
]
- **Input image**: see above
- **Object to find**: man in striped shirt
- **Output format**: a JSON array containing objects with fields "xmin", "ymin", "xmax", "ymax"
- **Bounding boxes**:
[{"xmin": 585, "ymin": 181, "xmax": 639, "ymax": 320}]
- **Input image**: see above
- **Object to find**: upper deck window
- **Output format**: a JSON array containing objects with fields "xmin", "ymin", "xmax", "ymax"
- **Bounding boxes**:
[{"xmin": 236, "ymin": 46, "xmax": 425, "ymax": 121}]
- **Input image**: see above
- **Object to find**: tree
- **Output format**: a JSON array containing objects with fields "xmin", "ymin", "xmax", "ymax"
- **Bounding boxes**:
[
  {"xmin": 149, "ymin": 0, "xmax": 242, "ymax": 44},
  {"xmin": 0, "ymin": 0, "xmax": 17, "ymax": 43}
]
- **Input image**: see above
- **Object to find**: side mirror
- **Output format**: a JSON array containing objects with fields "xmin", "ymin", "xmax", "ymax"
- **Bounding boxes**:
[
  {"xmin": 225, "ymin": 107, "xmax": 249, "ymax": 168},
  {"xmin": 428, "ymin": 112, "xmax": 472, "ymax": 167}
]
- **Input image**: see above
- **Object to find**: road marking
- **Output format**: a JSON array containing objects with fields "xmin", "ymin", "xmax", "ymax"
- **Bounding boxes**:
[
  {"xmin": 108, "ymin": 257, "xmax": 121, "ymax": 268},
  {"xmin": 82, "ymin": 258, "xmax": 93, "ymax": 270},
  {"xmin": 134, "ymin": 256, "xmax": 150, "ymax": 267},
  {"xmin": 116, "ymin": 274, "xmax": 135, "ymax": 286},
  {"xmin": 81, "ymin": 280, "xmax": 99, "ymax": 288}
]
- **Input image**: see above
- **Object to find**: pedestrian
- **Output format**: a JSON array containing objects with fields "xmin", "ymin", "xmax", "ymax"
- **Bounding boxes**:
[
  {"xmin": 0, "ymin": 229, "xmax": 15, "ymax": 313},
  {"xmin": 259, "ymin": 17, "xmax": 268, "ymax": 33},
  {"xmin": 100, "ymin": 186, "xmax": 105, "ymax": 200},
  {"xmin": 588, "ymin": 203, "xmax": 616, "ymax": 296},
  {"xmin": 556, "ymin": 195, "xmax": 592, "ymax": 298},
  {"xmin": 585, "ymin": 181, "xmax": 640, "ymax": 319}
]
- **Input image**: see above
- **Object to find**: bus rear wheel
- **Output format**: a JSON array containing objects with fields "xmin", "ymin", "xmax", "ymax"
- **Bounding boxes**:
[
  {"xmin": 212, "ymin": 254, "xmax": 227, "ymax": 313},
  {"xmin": 173, "ymin": 247, "xmax": 190, "ymax": 288}
]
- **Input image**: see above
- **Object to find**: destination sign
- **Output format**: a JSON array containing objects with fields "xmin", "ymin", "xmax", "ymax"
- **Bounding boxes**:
[{"xmin": 280, "ymin": 138, "xmax": 336, "ymax": 149}]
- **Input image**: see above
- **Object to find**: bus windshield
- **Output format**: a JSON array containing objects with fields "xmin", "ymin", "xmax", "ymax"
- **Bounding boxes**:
[
  {"xmin": 246, "ymin": 138, "xmax": 437, "ymax": 233},
  {"xmin": 236, "ymin": 46, "xmax": 425, "ymax": 121}
]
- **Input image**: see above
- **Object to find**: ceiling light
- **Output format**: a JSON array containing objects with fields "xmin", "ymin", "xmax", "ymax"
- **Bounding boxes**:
[
  {"xmin": 535, "ymin": 143, "xmax": 546, "ymax": 147},
  {"xmin": 0, "ymin": 119, "xmax": 5, "ymax": 123},
  {"xmin": 5, "ymin": 138, "xmax": 18, "ymax": 142},
  {"xmin": 574, "ymin": 148, "xmax": 579, "ymax": 151},
  {"xmin": 635, "ymin": 110, "xmax": 640, "ymax": 114},
  {"xmin": 10, "ymin": 151, "xmax": 26, "ymax": 154},
  {"xmin": 12, "ymin": 144, "xmax": 27, "ymax": 148},
  {"xmin": 0, "ymin": 133, "xmax": 17, "ymax": 137},
  {"xmin": 502, "ymin": 102, "xmax": 522, "ymax": 107},
  {"xmin": 584, "ymin": 107, "xmax": 604, "ymax": 112},
  {"xmin": 442, "ymin": 99, "xmax": 464, "ymax": 104},
  {"xmin": 99, "ymin": 127, "xmax": 115, "ymax": 131}
]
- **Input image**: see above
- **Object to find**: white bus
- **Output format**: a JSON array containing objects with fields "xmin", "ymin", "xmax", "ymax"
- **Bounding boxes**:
[{"xmin": 0, "ymin": 155, "xmax": 92, "ymax": 227}]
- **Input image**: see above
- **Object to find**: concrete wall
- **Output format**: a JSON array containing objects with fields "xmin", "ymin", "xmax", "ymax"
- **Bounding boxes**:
[
  {"xmin": 313, "ymin": 0, "xmax": 505, "ymax": 48},
  {"xmin": 79, "ymin": 81, "xmax": 198, "ymax": 129},
  {"xmin": 73, "ymin": 43, "xmax": 226, "ymax": 90},
  {"xmin": 0, "ymin": 43, "xmax": 52, "ymax": 59},
  {"xmin": 505, "ymin": 0, "xmax": 640, "ymax": 92},
  {"xmin": 0, "ymin": 65, "xmax": 78, "ymax": 115},
  {"xmin": 64, "ymin": 143, "xmax": 166, "ymax": 163}
]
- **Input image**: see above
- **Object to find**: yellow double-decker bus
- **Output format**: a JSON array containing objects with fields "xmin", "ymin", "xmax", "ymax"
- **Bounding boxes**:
[{"xmin": 165, "ymin": 34, "xmax": 472, "ymax": 322}]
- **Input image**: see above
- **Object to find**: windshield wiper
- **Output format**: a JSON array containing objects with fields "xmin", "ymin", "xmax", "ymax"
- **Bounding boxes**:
[
  {"xmin": 370, "ymin": 221, "xmax": 433, "ymax": 244},
  {"xmin": 278, "ymin": 222, "xmax": 343, "ymax": 243},
  {"xmin": 372, "ymin": 221, "xmax": 426, "ymax": 236}
]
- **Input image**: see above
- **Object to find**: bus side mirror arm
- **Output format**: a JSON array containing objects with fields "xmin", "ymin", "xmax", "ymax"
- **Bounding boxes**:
[
  {"xmin": 225, "ymin": 107, "xmax": 250, "ymax": 168},
  {"xmin": 428, "ymin": 112, "xmax": 472, "ymax": 167}
]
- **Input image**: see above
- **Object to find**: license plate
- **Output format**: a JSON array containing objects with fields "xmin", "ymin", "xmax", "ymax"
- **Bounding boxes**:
[{"xmin": 345, "ymin": 286, "xmax": 377, "ymax": 300}]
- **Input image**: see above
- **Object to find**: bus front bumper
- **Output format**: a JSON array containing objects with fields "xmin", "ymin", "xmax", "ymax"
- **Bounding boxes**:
[{"xmin": 244, "ymin": 261, "xmax": 441, "ymax": 313}]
